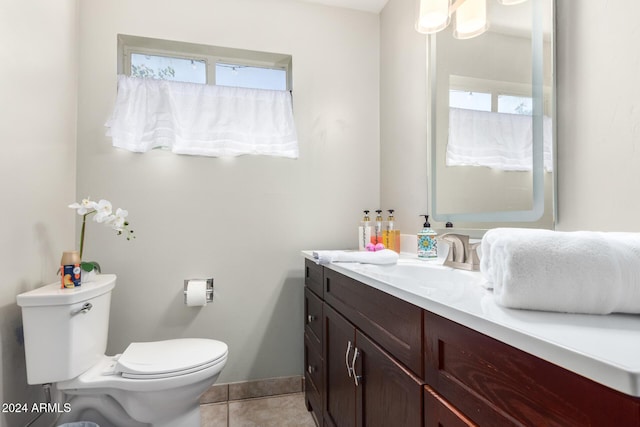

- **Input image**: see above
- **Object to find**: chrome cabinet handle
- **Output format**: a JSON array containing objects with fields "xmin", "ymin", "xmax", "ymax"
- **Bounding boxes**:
[
  {"xmin": 345, "ymin": 341, "xmax": 353, "ymax": 377},
  {"xmin": 308, "ymin": 365, "xmax": 315, "ymax": 374},
  {"xmin": 350, "ymin": 347, "xmax": 361, "ymax": 386},
  {"xmin": 307, "ymin": 315, "xmax": 316, "ymax": 323},
  {"xmin": 71, "ymin": 302, "xmax": 92, "ymax": 316}
]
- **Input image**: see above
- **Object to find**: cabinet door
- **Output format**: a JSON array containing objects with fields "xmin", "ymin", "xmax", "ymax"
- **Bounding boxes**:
[
  {"xmin": 355, "ymin": 330, "xmax": 423, "ymax": 427},
  {"xmin": 324, "ymin": 305, "xmax": 356, "ymax": 427},
  {"xmin": 424, "ymin": 385, "xmax": 476, "ymax": 427}
]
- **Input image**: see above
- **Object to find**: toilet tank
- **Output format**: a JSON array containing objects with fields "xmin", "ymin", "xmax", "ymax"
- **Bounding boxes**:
[{"xmin": 16, "ymin": 274, "xmax": 116, "ymax": 384}]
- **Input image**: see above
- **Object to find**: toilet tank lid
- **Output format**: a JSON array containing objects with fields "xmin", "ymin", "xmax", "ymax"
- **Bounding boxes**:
[{"xmin": 16, "ymin": 274, "xmax": 116, "ymax": 307}]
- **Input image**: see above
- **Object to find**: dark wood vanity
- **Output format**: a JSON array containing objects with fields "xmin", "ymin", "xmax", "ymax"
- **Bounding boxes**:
[{"xmin": 303, "ymin": 258, "xmax": 640, "ymax": 427}]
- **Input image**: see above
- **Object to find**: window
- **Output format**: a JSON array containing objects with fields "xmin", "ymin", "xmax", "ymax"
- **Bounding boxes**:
[
  {"xmin": 498, "ymin": 94, "xmax": 533, "ymax": 115},
  {"xmin": 215, "ymin": 63, "xmax": 287, "ymax": 91},
  {"xmin": 131, "ymin": 53, "xmax": 207, "ymax": 84},
  {"xmin": 118, "ymin": 34, "xmax": 292, "ymax": 91},
  {"xmin": 449, "ymin": 90, "xmax": 492, "ymax": 112},
  {"xmin": 449, "ymin": 75, "xmax": 542, "ymax": 116}
]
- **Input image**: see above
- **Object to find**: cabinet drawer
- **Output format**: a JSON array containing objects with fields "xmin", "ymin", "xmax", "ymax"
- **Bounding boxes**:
[
  {"xmin": 324, "ymin": 268, "xmax": 423, "ymax": 377},
  {"xmin": 305, "ymin": 287, "xmax": 323, "ymax": 347},
  {"xmin": 424, "ymin": 385, "xmax": 476, "ymax": 427},
  {"xmin": 304, "ymin": 333, "xmax": 323, "ymax": 427},
  {"xmin": 424, "ymin": 311, "xmax": 640, "ymax": 427},
  {"xmin": 305, "ymin": 332, "xmax": 323, "ymax": 394},
  {"xmin": 305, "ymin": 259, "xmax": 324, "ymax": 298}
]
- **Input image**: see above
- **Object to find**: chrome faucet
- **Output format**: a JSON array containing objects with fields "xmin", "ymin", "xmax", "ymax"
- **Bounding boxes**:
[{"xmin": 438, "ymin": 233, "xmax": 480, "ymax": 271}]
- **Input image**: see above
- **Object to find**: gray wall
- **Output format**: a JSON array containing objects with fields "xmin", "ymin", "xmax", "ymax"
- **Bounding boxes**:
[
  {"xmin": 76, "ymin": 0, "xmax": 380, "ymax": 383},
  {"xmin": 0, "ymin": 1, "xmax": 78, "ymax": 426},
  {"xmin": 555, "ymin": 1, "xmax": 640, "ymax": 230}
]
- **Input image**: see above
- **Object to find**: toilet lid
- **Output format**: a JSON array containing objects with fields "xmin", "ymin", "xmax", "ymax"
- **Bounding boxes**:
[{"xmin": 115, "ymin": 338, "xmax": 228, "ymax": 379}]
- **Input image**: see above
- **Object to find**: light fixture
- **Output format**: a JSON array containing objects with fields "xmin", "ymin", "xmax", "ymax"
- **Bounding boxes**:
[
  {"xmin": 415, "ymin": 0, "xmax": 527, "ymax": 39},
  {"xmin": 415, "ymin": 0, "xmax": 451, "ymax": 35},
  {"xmin": 453, "ymin": 0, "xmax": 488, "ymax": 39}
]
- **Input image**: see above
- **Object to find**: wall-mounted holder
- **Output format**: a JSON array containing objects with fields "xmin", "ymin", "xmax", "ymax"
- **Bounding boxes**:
[{"xmin": 183, "ymin": 278, "xmax": 214, "ymax": 305}]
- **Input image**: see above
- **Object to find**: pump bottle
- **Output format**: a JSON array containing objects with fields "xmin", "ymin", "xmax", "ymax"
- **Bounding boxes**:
[
  {"xmin": 374, "ymin": 210, "xmax": 384, "ymax": 246},
  {"xmin": 383, "ymin": 210, "xmax": 401, "ymax": 253},
  {"xmin": 358, "ymin": 210, "xmax": 372, "ymax": 251},
  {"xmin": 417, "ymin": 215, "xmax": 437, "ymax": 259}
]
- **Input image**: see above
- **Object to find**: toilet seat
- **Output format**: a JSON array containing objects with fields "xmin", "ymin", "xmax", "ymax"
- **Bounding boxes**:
[{"xmin": 115, "ymin": 338, "xmax": 228, "ymax": 379}]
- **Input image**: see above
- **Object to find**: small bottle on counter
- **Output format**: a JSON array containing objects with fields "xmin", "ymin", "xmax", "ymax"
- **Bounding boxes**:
[
  {"xmin": 417, "ymin": 215, "xmax": 437, "ymax": 259},
  {"xmin": 374, "ymin": 210, "xmax": 384, "ymax": 246},
  {"xmin": 60, "ymin": 251, "xmax": 81, "ymax": 288},
  {"xmin": 383, "ymin": 209, "xmax": 401, "ymax": 253},
  {"xmin": 358, "ymin": 210, "xmax": 372, "ymax": 251}
]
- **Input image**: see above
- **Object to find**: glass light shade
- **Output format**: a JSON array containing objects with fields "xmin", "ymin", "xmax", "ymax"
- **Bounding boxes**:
[
  {"xmin": 497, "ymin": 0, "xmax": 527, "ymax": 4},
  {"xmin": 453, "ymin": 0, "xmax": 488, "ymax": 39},
  {"xmin": 415, "ymin": 0, "xmax": 451, "ymax": 34}
]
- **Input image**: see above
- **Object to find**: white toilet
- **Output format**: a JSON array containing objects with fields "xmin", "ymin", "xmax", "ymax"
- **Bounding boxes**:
[{"xmin": 16, "ymin": 274, "xmax": 228, "ymax": 427}]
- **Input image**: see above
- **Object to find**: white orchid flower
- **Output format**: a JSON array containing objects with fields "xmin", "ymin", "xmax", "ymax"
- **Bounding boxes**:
[
  {"xmin": 110, "ymin": 208, "xmax": 129, "ymax": 231},
  {"xmin": 68, "ymin": 198, "xmax": 98, "ymax": 215},
  {"xmin": 69, "ymin": 196, "xmax": 135, "ymax": 262},
  {"xmin": 93, "ymin": 199, "xmax": 113, "ymax": 223}
]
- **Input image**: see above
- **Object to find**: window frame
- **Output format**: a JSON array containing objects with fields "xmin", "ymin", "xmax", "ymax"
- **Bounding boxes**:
[
  {"xmin": 449, "ymin": 74, "xmax": 550, "ymax": 115},
  {"xmin": 118, "ymin": 34, "xmax": 292, "ymax": 91}
]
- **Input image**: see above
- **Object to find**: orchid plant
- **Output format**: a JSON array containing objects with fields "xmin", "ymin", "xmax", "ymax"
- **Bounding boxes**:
[{"xmin": 68, "ymin": 197, "xmax": 135, "ymax": 272}]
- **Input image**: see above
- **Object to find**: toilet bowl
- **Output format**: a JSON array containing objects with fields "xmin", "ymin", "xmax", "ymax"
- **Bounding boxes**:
[{"xmin": 16, "ymin": 274, "xmax": 227, "ymax": 427}]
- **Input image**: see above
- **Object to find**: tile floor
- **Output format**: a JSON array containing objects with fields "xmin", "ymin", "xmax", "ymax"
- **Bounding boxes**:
[{"xmin": 201, "ymin": 392, "xmax": 317, "ymax": 427}]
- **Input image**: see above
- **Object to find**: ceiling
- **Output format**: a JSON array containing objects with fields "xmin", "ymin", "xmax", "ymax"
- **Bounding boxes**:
[{"xmin": 296, "ymin": 0, "xmax": 390, "ymax": 13}]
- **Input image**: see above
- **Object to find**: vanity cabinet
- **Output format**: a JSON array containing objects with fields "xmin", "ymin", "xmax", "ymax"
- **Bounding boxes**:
[
  {"xmin": 304, "ymin": 257, "xmax": 640, "ymax": 427},
  {"xmin": 304, "ymin": 260, "xmax": 324, "ymax": 426},
  {"xmin": 304, "ymin": 259, "xmax": 424, "ymax": 427},
  {"xmin": 424, "ymin": 311, "xmax": 640, "ymax": 426}
]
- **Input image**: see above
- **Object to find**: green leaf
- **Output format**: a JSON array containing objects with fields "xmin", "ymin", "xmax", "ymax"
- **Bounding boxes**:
[{"xmin": 81, "ymin": 261, "xmax": 101, "ymax": 273}]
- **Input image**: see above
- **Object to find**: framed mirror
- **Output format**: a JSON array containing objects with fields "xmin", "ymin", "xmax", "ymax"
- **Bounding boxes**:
[{"xmin": 428, "ymin": 0, "xmax": 555, "ymax": 229}]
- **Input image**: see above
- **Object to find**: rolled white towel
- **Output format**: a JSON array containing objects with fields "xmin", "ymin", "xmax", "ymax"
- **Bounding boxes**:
[
  {"xmin": 480, "ymin": 228, "xmax": 640, "ymax": 314},
  {"xmin": 312, "ymin": 249, "xmax": 399, "ymax": 266}
]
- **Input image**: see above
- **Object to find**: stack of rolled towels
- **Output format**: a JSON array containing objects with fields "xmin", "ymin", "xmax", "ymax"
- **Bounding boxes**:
[{"xmin": 480, "ymin": 228, "xmax": 640, "ymax": 314}]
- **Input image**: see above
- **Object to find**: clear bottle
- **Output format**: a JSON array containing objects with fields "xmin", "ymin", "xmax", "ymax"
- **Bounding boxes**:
[
  {"xmin": 383, "ymin": 209, "xmax": 401, "ymax": 253},
  {"xmin": 417, "ymin": 215, "xmax": 437, "ymax": 259},
  {"xmin": 358, "ymin": 210, "xmax": 372, "ymax": 251},
  {"xmin": 374, "ymin": 210, "xmax": 384, "ymax": 246}
]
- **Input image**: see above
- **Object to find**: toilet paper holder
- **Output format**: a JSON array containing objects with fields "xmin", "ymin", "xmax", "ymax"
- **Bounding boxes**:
[{"xmin": 183, "ymin": 278, "xmax": 214, "ymax": 304}]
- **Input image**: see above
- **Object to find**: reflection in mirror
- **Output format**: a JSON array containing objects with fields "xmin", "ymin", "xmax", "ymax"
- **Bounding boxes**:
[{"xmin": 428, "ymin": 0, "xmax": 555, "ymax": 229}]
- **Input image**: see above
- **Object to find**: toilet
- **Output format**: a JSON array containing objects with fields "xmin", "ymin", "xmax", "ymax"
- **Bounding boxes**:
[{"xmin": 16, "ymin": 274, "xmax": 227, "ymax": 427}]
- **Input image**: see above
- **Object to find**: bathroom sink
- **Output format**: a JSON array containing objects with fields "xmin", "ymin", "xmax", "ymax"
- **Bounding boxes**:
[{"xmin": 334, "ymin": 258, "xmax": 486, "ymax": 300}]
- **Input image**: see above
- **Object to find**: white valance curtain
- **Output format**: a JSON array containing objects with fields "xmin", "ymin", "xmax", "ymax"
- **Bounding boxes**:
[
  {"xmin": 105, "ymin": 75, "xmax": 298, "ymax": 158},
  {"xmin": 447, "ymin": 107, "xmax": 552, "ymax": 172}
]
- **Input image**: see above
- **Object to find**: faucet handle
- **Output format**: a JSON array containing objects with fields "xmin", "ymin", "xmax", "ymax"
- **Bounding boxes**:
[
  {"xmin": 468, "ymin": 242, "xmax": 481, "ymax": 266},
  {"xmin": 438, "ymin": 233, "xmax": 467, "ymax": 263}
]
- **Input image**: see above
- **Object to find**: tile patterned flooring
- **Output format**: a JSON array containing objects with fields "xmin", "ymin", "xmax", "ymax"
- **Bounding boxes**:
[{"xmin": 201, "ymin": 392, "xmax": 316, "ymax": 427}]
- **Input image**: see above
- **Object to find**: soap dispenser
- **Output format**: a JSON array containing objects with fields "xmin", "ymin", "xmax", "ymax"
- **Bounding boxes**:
[
  {"xmin": 418, "ymin": 215, "xmax": 437, "ymax": 259},
  {"xmin": 374, "ymin": 210, "xmax": 384, "ymax": 246},
  {"xmin": 383, "ymin": 210, "xmax": 401, "ymax": 253},
  {"xmin": 358, "ymin": 210, "xmax": 372, "ymax": 251}
]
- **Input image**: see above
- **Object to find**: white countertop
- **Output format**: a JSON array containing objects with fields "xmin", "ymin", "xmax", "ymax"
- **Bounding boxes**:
[{"xmin": 303, "ymin": 251, "xmax": 640, "ymax": 398}]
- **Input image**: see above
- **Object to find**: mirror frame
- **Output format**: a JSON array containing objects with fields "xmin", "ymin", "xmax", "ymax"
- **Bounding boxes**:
[{"xmin": 427, "ymin": 0, "xmax": 557, "ymax": 226}]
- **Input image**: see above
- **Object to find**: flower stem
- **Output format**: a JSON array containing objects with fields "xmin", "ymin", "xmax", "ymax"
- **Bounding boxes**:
[
  {"xmin": 80, "ymin": 214, "xmax": 87, "ymax": 259},
  {"xmin": 79, "ymin": 210, "xmax": 97, "ymax": 259}
]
